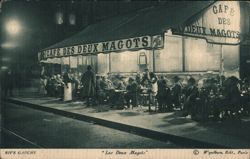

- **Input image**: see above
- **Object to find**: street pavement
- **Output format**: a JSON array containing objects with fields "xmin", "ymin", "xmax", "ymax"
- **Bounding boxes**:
[
  {"xmin": 1, "ymin": 103, "xmax": 178, "ymax": 148},
  {"xmin": 3, "ymin": 87, "xmax": 250, "ymax": 148}
]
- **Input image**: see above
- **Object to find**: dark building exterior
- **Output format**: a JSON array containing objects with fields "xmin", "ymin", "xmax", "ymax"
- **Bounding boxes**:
[
  {"xmin": 1, "ymin": 1, "xmax": 250, "ymax": 79},
  {"xmin": 0, "ymin": 0, "xmax": 165, "ymax": 76},
  {"xmin": 37, "ymin": 1, "xmax": 250, "ymax": 80}
]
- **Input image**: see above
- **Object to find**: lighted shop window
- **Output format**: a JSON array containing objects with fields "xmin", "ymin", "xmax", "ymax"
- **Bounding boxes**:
[
  {"xmin": 139, "ymin": 52, "xmax": 147, "ymax": 65},
  {"xmin": 97, "ymin": 53, "xmax": 109, "ymax": 74},
  {"xmin": 155, "ymin": 35, "xmax": 183, "ymax": 72},
  {"xmin": 184, "ymin": 38, "xmax": 220, "ymax": 72},
  {"xmin": 70, "ymin": 56, "xmax": 77, "ymax": 68},
  {"xmin": 62, "ymin": 57, "xmax": 70, "ymax": 65},
  {"xmin": 55, "ymin": 12, "xmax": 64, "ymax": 25},
  {"xmin": 69, "ymin": 13, "xmax": 76, "ymax": 25},
  {"xmin": 110, "ymin": 51, "xmax": 138, "ymax": 73}
]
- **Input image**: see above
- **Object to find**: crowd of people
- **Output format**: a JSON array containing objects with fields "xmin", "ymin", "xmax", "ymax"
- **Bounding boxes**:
[{"xmin": 40, "ymin": 66, "xmax": 250, "ymax": 122}]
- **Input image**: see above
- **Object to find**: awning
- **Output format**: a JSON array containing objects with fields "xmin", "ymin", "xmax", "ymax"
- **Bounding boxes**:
[{"xmin": 39, "ymin": 1, "xmax": 214, "ymax": 61}]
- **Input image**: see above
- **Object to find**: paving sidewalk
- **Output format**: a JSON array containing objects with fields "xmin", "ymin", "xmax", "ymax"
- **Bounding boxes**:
[{"xmin": 4, "ymin": 88, "xmax": 250, "ymax": 148}]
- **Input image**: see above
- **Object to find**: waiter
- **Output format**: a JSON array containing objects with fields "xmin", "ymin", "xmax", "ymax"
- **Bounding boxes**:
[{"xmin": 63, "ymin": 69, "xmax": 72, "ymax": 101}]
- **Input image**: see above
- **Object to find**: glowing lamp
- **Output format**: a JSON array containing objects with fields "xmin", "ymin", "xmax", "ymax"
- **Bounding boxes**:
[{"xmin": 6, "ymin": 20, "xmax": 21, "ymax": 35}]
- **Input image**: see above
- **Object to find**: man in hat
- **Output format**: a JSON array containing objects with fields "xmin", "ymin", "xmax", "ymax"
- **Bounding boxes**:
[
  {"xmin": 81, "ymin": 65, "xmax": 96, "ymax": 106},
  {"xmin": 171, "ymin": 76, "xmax": 182, "ymax": 111},
  {"xmin": 182, "ymin": 77, "xmax": 199, "ymax": 117},
  {"xmin": 141, "ymin": 68, "xmax": 150, "ymax": 85}
]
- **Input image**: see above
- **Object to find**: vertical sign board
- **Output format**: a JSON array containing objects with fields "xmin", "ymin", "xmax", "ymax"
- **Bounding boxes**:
[{"xmin": 173, "ymin": 1, "xmax": 241, "ymax": 45}]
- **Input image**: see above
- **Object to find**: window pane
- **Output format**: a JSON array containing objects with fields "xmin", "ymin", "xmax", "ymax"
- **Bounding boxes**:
[
  {"xmin": 185, "ymin": 38, "xmax": 220, "ymax": 72},
  {"xmin": 55, "ymin": 12, "xmax": 64, "ymax": 25},
  {"xmin": 62, "ymin": 57, "xmax": 70, "ymax": 65},
  {"xmin": 70, "ymin": 56, "xmax": 77, "ymax": 68},
  {"xmin": 223, "ymin": 45, "xmax": 239, "ymax": 77},
  {"xmin": 77, "ymin": 55, "xmax": 83, "ymax": 65},
  {"xmin": 155, "ymin": 35, "xmax": 183, "ymax": 72},
  {"xmin": 110, "ymin": 51, "xmax": 138, "ymax": 73},
  {"xmin": 69, "ymin": 13, "xmax": 76, "ymax": 25},
  {"xmin": 98, "ymin": 53, "xmax": 109, "ymax": 74}
]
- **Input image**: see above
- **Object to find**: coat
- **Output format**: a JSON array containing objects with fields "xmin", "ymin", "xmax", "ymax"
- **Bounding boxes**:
[{"xmin": 81, "ymin": 70, "xmax": 96, "ymax": 97}]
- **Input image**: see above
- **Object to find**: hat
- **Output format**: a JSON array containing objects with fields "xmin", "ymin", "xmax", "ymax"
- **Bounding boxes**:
[
  {"xmin": 188, "ymin": 77, "xmax": 196, "ymax": 85},
  {"xmin": 173, "ymin": 76, "xmax": 180, "ymax": 82},
  {"xmin": 128, "ymin": 77, "xmax": 134, "ymax": 82},
  {"xmin": 87, "ymin": 65, "xmax": 92, "ymax": 70}
]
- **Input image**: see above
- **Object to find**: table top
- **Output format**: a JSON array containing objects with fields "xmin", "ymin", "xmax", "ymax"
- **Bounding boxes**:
[{"xmin": 114, "ymin": 89, "xmax": 127, "ymax": 93}]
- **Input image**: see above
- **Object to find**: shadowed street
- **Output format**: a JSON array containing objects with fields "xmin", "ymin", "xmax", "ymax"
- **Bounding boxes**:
[{"xmin": 1, "ymin": 102, "xmax": 178, "ymax": 148}]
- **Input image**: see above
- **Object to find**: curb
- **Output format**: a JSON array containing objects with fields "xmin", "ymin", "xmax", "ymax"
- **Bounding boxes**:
[{"xmin": 5, "ymin": 98, "xmax": 227, "ymax": 148}]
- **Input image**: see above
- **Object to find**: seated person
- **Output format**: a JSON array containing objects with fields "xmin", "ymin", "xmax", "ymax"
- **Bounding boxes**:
[
  {"xmin": 101, "ymin": 76, "xmax": 114, "ymax": 90},
  {"xmin": 114, "ymin": 76, "xmax": 126, "ymax": 90},
  {"xmin": 72, "ymin": 73, "xmax": 81, "ymax": 97},
  {"xmin": 98, "ymin": 76, "xmax": 114, "ymax": 103},
  {"xmin": 124, "ymin": 77, "xmax": 138, "ymax": 108},
  {"xmin": 96, "ymin": 76, "xmax": 107, "ymax": 104},
  {"xmin": 112, "ymin": 76, "xmax": 127, "ymax": 107},
  {"xmin": 48, "ymin": 75, "xmax": 58, "ymax": 97}
]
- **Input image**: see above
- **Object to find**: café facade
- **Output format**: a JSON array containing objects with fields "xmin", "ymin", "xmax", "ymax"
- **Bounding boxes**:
[{"xmin": 38, "ymin": 1, "xmax": 249, "ymax": 79}]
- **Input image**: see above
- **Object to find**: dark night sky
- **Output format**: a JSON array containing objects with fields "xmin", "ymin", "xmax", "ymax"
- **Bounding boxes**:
[
  {"xmin": 0, "ymin": 0, "xmax": 168, "ymax": 71},
  {"xmin": 1, "ymin": 0, "xmax": 197, "ymax": 79}
]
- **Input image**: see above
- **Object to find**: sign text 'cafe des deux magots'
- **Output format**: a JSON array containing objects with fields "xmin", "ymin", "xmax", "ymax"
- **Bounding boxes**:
[
  {"xmin": 38, "ymin": 35, "xmax": 164, "ymax": 61},
  {"xmin": 172, "ymin": 1, "xmax": 241, "ymax": 45}
]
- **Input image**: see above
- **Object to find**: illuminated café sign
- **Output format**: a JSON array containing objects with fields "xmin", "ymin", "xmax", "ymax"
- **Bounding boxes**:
[
  {"xmin": 38, "ymin": 35, "xmax": 164, "ymax": 61},
  {"xmin": 172, "ymin": 1, "xmax": 241, "ymax": 44}
]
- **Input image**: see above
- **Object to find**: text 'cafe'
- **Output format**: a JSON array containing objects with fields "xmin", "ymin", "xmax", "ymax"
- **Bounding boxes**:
[{"xmin": 38, "ymin": 1, "xmax": 250, "ymax": 79}]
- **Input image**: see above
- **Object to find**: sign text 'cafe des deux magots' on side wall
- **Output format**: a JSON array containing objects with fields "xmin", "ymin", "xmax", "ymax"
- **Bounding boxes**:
[
  {"xmin": 38, "ymin": 35, "xmax": 164, "ymax": 61},
  {"xmin": 172, "ymin": 1, "xmax": 241, "ymax": 45}
]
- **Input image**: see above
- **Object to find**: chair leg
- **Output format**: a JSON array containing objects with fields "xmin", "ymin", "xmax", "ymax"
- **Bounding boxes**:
[{"xmin": 155, "ymin": 103, "xmax": 157, "ymax": 112}]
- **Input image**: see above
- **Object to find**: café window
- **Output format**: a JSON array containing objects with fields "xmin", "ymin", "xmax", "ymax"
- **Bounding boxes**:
[
  {"xmin": 62, "ymin": 57, "xmax": 70, "ymax": 65},
  {"xmin": 70, "ymin": 56, "xmax": 77, "ymax": 68},
  {"xmin": 110, "ymin": 51, "xmax": 137, "ymax": 73},
  {"xmin": 184, "ymin": 38, "xmax": 220, "ymax": 72},
  {"xmin": 138, "ymin": 52, "xmax": 148, "ymax": 72},
  {"xmin": 97, "ymin": 53, "xmax": 109, "ymax": 74},
  {"xmin": 69, "ymin": 13, "xmax": 76, "ymax": 25},
  {"xmin": 155, "ymin": 35, "xmax": 183, "ymax": 72},
  {"xmin": 61, "ymin": 57, "xmax": 70, "ymax": 73},
  {"xmin": 55, "ymin": 11, "xmax": 64, "ymax": 25},
  {"xmin": 139, "ymin": 52, "xmax": 147, "ymax": 65}
]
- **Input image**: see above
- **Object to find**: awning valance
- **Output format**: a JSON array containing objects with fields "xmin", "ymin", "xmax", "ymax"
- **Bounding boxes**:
[{"xmin": 39, "ymin": 1, "xmax": 214, "ymax": 61}]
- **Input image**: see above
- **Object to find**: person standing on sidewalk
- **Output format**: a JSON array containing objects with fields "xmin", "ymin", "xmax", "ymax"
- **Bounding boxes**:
[
  {"xmin": 124, "ymin": 77, "xmax": 138, "ymax": 109},
  {"xmin": 1, "ymin": 69, "xmax": 10, "ymax": 97},
  {"xmin": 182, "ymin": 77, "xmax": 199, "ymax": 118},
  {"xmin": 4, "ymin": 69, "xmax": 14, "ymax": 97},
  {"xmin": 171, "ymin": 76, "xmax": 182, "ymax": 111},
  {"xmin": 157, "ymin": 76, "xmax": 170, "ymax": 112},
  {"xmin": 81, "ymin": 65, "xmax": 96, "ymax": 106},
  {"xmin": 149, "ymin": 72, "xmax": 158, "ymax": 111},
  {"xmin": 63, "ymin": 70, "xmax": 73, "ymax": 101}
]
